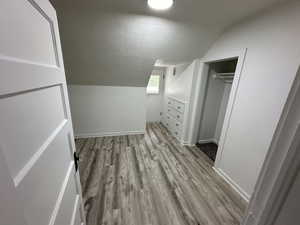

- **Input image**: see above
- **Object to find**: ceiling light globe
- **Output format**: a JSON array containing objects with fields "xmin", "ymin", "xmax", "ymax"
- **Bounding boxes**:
[{"xmin": 148, "ymin": 0, "xmax": 174, "ymax": 10}]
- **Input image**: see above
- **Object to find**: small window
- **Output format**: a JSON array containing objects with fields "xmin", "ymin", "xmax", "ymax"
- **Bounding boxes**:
[{"xmin": 147, "ymin": 75, "xmax": 160, "ymax": 94}]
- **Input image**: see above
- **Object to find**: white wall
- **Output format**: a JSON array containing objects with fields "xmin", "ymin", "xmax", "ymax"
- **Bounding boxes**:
[
  {"xmin": 52, "ymin": 2, "xmax": 218, "ymax": 141},
  {"xmin": 205, "ymin": 0, "xmax": 300, "ymax": 198},
  {"xmin": 214, "ymin": 83, "xmax": 232, "ymax": 143},
  {"xmin": 165, "ymin": 61, "xmax": 196, "ymax": 102},
  {"xmin": 146, "ymin": 95, "xmax": 163, "ymax": 122},
  {"xmin": 53, "ymin": 3, "xmax": 218, "ymax": 87},
  {"xmin": 242, "ymin": 66, "xmax": 300, "ymax": 225},
  {"xmin": 198, "ymin": 69, "xmax": 225, "ymax": 143},
  {"xmin": 68, "ymin": 85, "xmax": 146, "ymax": 137}
]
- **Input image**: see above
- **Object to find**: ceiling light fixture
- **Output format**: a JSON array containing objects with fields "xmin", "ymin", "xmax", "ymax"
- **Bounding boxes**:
[{"xmin": 148, "ymin": 0, "xmax": 174, "ymax": 10}]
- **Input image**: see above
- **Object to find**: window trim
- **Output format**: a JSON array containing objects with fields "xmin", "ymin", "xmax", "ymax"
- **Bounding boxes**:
[{"xmin": 146, "ymin": 74, "xmax": 161, "ymax": 95}]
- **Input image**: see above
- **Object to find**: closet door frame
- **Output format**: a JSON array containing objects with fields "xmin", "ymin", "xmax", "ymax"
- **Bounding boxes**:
[{"xmin": 187, "ymin": 48, "xmax": 247, "ymax": 169}]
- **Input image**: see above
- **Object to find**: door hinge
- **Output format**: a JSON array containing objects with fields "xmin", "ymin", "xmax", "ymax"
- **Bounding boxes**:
[{"xmin": 74, "ymin": 152, "xmax": 80, "ymax": 172}]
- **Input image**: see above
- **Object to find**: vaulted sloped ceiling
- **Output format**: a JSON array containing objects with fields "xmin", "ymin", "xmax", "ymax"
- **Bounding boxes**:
[{"xmin": 51, "ymin": 0, "xmax": 286, "ymax": 87}]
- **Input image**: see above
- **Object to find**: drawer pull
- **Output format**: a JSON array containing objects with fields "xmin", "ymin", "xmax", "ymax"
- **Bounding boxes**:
[
  {"xmin": 166, "ymin": 123, "xmax": 169, "ymax": 126},
  {"xmin": 176, "ymin": 123, "xmax": 179, "ymax": 127},
  {"xmin": 177, "ymin": 106, "xmax": 181, "ymax": 109},
  {"xmin": 168, "ymin": 109, "xmax": 171, "ymax": 112},
  {"xmin": 175, "ymin": 132, "xmax": 178, "ymax": 135},
  {"xmin": 168, "ymin": 102, "xmax": 171, "ymax": 104},
  {"xmin": 177, "ymin": 115, "xmax": 180, "ymax": 119}
]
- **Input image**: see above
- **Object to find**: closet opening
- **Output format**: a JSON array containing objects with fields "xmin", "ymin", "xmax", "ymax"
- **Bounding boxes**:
[{"xmin": 196, "ymin": 58, "xmax": 238, "ymax": 162}]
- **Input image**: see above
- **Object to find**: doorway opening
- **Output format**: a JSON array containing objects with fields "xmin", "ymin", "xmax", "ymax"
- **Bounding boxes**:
[
  {"xmin": 146, "ymin": 68, "xmax": 165, "ymax": 122},
  {"xmin": 196, "ymin": 59, "xmax": 238, "ymax": 161}
]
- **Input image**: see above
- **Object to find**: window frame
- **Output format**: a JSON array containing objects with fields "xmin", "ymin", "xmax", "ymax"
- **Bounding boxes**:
[{"xmin": 146, "ymin": 74, "xmax": 161, "ymax": 95}]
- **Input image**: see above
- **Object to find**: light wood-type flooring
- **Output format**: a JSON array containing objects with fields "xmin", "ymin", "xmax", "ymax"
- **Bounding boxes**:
[{"xmin": 75, "ymin": 122, "xmax": 247, "ymax": 225}]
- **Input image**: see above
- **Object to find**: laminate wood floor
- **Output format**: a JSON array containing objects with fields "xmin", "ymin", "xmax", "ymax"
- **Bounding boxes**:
[{"xmin": 75, "ymin": 122, "xmax": 247, "ymax": 225}]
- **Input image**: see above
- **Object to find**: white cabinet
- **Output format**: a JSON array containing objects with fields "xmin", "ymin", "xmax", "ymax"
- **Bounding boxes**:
[{"xmin": 163, "ymin": 97, "xmax": 187, "ymax": 143}]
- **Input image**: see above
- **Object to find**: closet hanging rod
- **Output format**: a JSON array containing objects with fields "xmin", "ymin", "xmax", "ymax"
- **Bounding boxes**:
[
  {"xmin": 214, "ymin": 72, "xmax": 235, "ymax": 76},
  {"xmin": 213, "ymin": 74, "xmax": 234, "ymax": 80},
  {"xmin": 218, "ymin": 75, "xmax": 234, "ymax": 79}
]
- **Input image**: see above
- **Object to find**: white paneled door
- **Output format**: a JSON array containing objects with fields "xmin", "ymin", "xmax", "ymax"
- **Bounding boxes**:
[{"xmin": 0, "ymin": 0, "xmax": 85, "ymax": 225}]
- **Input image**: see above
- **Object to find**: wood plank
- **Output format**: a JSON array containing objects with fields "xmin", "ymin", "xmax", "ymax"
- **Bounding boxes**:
[{"xmin": 76, "ymin": 122, "xmax": 247, "ymax": 225}]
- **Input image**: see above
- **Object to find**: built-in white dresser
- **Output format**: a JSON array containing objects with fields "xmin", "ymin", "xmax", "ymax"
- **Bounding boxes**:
[{"xmin": 163, "ymin": 96, "xmax": 187, "ymax": 143}]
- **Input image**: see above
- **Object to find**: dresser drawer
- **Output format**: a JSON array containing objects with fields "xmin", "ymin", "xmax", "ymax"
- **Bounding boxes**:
[
  {"xmin": 162, "ymin": 116, "xmax": 168, "ymax": 127},
  {"xmin": 165, "ymin": 96, "xmax": 187, "ymax": 142},
  {"xmin": 171, "ymin": 128, "xmax": 181, "ymax": 139},
  {"xmin": 173, "ymin": 120, "xmax": 182, "ymax": 131},
  {"xmin": 173, "ymin": 100, "xmax": 185, "ymax": 113},
  {"xmin": 174, "ymin": 111, "xmax": 184, "ymax": 123},
  {"xmin": 166, "ymin": 98, "xmax": 175, "ymax": 108},
  {"xmin": 166, "ymin": 106, "xmax": 176, "ymax": 117},
  {"xmin": 167, "ymin": 107, "xmax": 183, "ymax": 123},
  {"xmin": 165, "ymin": 115, "xmax": 172, "ymax": 129},
  {"xmin": 166, "ymin": 116, "xmax": 182, "ymax": 139}
]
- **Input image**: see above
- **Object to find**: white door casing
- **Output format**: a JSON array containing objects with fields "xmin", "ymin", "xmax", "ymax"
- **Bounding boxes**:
[{"xmin": 0, "ymin": 0, "xmax": 85, "ymax": 225}]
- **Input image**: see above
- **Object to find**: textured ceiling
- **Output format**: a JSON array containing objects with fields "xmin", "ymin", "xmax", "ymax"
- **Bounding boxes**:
[
  {"xmin": 53, "ymin": 0, "xmax": 286, "ymax": 30},
  {"xmin": 51, "ymin": 0, "xmax": 287, "ymax": 86}
]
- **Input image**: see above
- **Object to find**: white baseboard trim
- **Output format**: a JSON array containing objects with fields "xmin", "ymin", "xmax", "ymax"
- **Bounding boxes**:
[
  {"xmin": 198, "ymin": 138, "xmax": 219, "ymax": 145},
  {"xmin": 181, "ymin": 141, "xmax": 195, "ymax": 146},
  {"xmin": 213, "ymin": 167, "xmax": 250, "ymax": 203},
  {"xmin": 75, "ymin": 130, "xmax": 145, "ymax": 138}
]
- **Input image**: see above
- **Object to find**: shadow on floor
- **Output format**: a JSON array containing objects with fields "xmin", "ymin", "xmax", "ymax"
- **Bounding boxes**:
[{"xmin": 196, "ymin": 142, "xmax": 218, "ymax": 162}]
